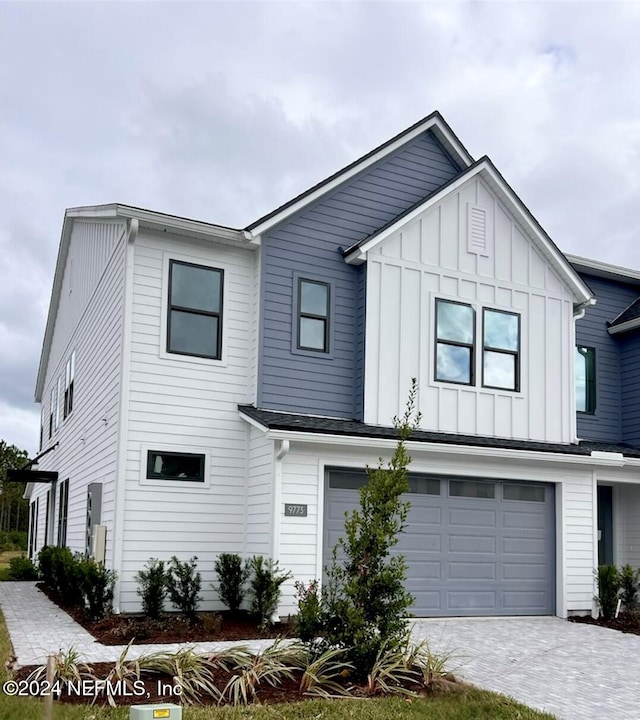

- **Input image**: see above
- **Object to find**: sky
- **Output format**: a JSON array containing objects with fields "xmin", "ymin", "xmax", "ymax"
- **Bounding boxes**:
[{"xmin": 1, "ymin": 0, "xmax": 640, "ymax": 455}]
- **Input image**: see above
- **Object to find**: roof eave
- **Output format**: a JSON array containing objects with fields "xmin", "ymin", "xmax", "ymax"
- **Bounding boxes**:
[
  {"xmin": 608, "ymin": 317, "xmax": 640, "ymax": 335},
  {"xmin": 567, "ymin": 253, "xmax": 640, "ymax": 286}
]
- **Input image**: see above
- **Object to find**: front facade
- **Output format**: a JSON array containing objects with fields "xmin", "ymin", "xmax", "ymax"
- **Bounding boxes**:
[{"xmin": 27, "ymin": 112, "xmax": 640, "ymax": 618}]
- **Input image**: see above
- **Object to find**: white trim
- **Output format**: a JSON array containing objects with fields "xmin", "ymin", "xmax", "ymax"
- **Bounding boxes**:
[
  {"xmin": 591, "ymin": 469, "xmax": 599, "ymax": 618},
  {"xmin": 567, "ymin": 253, "xmax": 640, "ymax": 286},
  {"xmin": 608, "ymin": 317, "xmax": 640, "ymax": 335},
  {"xmin": 246, "ymin": 116, "xmax": 473, "ymax": 237},
  {"xmin": 138, "ymin": 443, "xmax": 212, "ymax": 491}
]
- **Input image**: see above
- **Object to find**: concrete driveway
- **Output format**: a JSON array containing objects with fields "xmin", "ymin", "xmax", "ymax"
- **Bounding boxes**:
[{"xmin": 411, "ymin": 616, "xmax": 640, "ymax": 720}]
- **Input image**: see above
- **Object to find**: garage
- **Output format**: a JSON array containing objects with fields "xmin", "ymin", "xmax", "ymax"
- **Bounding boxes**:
[{"xmin": 324, "ymin": 468, "xmax": 556, "ymax": 616}]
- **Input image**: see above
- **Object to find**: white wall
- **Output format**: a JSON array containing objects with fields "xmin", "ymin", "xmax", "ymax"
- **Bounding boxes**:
[
  {"xmin": 119, "ymin": 229, "xmax": 256, "ymax": 612},
  {"xmin": 363, "ymin": 175, "xmax": 576, "ymax": 443}
]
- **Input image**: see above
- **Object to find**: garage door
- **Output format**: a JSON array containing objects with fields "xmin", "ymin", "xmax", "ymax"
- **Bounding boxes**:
[{"xmin": 324, "ymin": 469, "xmax": 555, "ymax": 616}]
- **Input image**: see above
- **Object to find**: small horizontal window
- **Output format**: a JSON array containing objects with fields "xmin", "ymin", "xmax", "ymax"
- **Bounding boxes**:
[
  {"xmin": 147, "ymin": 451, "xmax": 205, "ymax": 482},
  {"xmin": 503, "ymin": 484, "xmax": 545, "ymax": 503},
  {"xmin": 449, "ymin": 479, "xmax": 495, "ymax": 499},
  {"xmin": 328, "ymin": 469, "xmax": 367, "ymax": 490},
  {"xmin": 408, "ymin": 476, "xmax": 440, "ymax": 495}
]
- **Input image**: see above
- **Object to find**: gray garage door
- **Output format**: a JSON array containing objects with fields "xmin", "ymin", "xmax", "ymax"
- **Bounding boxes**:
[{"xmin": 324, "ymin": 469, "xmax": 555, "ymax": 616}]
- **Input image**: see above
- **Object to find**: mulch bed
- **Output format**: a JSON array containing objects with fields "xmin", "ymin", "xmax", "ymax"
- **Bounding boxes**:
[{"xmin": 569, "ymin": 610, "xmax": 640, "ymax": 635}]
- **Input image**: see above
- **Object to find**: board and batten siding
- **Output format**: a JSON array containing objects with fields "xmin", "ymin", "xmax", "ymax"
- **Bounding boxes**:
[
  {"xmin": 274, "ymin": 441, "xmax": 595, "ymax": 617},
  {"xmin": 259, "ymin": 130, "xmax": 461, "ymax": 421},
  {"xmin": 364, "ymin": 175, "xmax": 576, "ymax": 443},
  {"xmin": 119, "ymin": 230, "xmax": 255, "ymax": 612},
  {"xmin": 34, "ymin": 221, "xmax": 127, "ymax": 564},
  {"xmin": 574, "ymin": 274, "xmax": 640, "ymax": 443}
]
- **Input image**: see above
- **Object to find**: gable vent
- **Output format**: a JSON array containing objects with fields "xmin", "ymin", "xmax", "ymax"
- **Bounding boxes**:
[{"xmin": 467, "ymin": 204, "xmax": 489, "ymax": 256}]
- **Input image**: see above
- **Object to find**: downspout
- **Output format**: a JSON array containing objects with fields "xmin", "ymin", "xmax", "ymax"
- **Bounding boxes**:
[{"xmin": 111, "ymin": 218, "xmax": 137, "ymax": 613}]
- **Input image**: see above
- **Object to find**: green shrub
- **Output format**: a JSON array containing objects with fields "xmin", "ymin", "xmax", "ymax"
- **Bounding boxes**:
[
  {"xmin": 8, "ymin": 555, "xmax": 39, "ymax": 580},
  {"xmin": 596, "ymin": 564, "xmax": 621, "ymax": 620},
  {"xmin": 9, "ymin": 531, "xmax": 27, "ymax": 550},
  {"xmin": 43, "ymin": 547, "xmax": 85, "ymax": 607},
  {"xmin": 294, "ymin": 579, "xmax": 323, "ymax": 643},
  {"xmin": 166, "ymin": 556, "xmax": 202, "ymax": 622},
  {"xmin": 247, "ymin": 555, "xmax": 292, "ymax": 628},
  {"xmin": 136, "ymin": 558, "xmax": 167, "ymax": 619},
  {"xmin": 81, "ymin": 560, "xmax": 116, "ymax": 620},
  {"xmin": 37, "ymin": 546, "xmax": 56, "ymax": 587},
  {"xmin": 620, "ymin": 564, "xmax": 639, "ymax": 610},
  {"xmin": 322, "ymin": 380, "xmax": 420, "ymax": 675},
  {"xmin": 214, "ymin": 553, "xmax": 249, "ymax": 613}
]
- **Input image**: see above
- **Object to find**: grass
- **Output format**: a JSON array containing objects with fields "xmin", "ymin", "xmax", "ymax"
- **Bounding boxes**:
[{"xmin": 0, "ymin": 608, "xmax": 556, "ymax": 720}]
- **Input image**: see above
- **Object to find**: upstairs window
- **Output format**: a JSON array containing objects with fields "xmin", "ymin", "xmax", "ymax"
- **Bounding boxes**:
[
  {"xmin": 168, "ymin": 260, "xmax": 223, "ymax": 360},
  {"xmin": 435, "ymin": 299, "xmax": 475, "ymax": 385},
  {"xmin": 49, "ymin": 387, "xmax": 54, "ymax": 438},
  {"xmin": 63, "ymin": 351, "xmax": 75, "ymax": 419},
  {"xmin": 575, "ymin": 346, "xmax": 596, "ymax": 413},
  {"xmin": 482, "ymin": 309, "xmax": 520, "ymax": 391},
  {"xmin": 297, "ymin": 279, "xmax": 330, "ymax": 352}
]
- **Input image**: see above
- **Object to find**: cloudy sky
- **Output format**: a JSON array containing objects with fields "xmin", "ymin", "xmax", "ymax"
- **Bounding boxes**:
[{"xmin": 1, "ymin": 1, "xmax": 639, "ymax": 454}]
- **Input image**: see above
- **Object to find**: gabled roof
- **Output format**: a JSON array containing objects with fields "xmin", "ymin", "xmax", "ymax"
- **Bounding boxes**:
[
  {"xmin": 608, "ymin": 296, "xmax": 640, "ymax": 335},
  {"xmin": 342, "ymin": 156, "xmax": 594, "ymax": 306},
  {"xmin": 245, "ymin": 111, "xmax": 474, "ymax": 237},
  {"xmin": 35, "ymin": 204, "xmax": 246, "ymax": 401}
]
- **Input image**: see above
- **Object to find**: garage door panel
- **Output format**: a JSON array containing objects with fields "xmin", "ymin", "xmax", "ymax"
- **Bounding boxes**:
[
  {"xmin": 449, "ymin": 508, "xmax": 497, "ymax": 527},
  {"xmin": 503, "ymin": 591, "xmax": 548, "ymax": 609},
  {"xmin": 502, "ymin": 537, "xmax": 547, "ymax": 554},
  {"xmin": 503, "ymin": 510, "xmax": 547, "ymax": 529},
  {"xmin": 447, "ymin": 591, "xmax": 497, "ymax": 610},
  {"xmin": 400, "ymin": 534, "xmax": 441, "ymax": 552},
  {"xmin": 449, "ymin": 535, "xmax": 496, "ymax": 553},
  {"xmin": 448, "ymin": 562, "xmax": 496, "ymax": 580},
  {"xmin": 502, "ymin": 562, "xmax": 548, "ymax": 580}
]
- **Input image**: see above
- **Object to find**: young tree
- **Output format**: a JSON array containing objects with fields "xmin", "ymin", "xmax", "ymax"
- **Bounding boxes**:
[
  {"xmin": 323, "ymin": 379, "xmax": 421, "ymax": 673},
  {"xmin": 0, "ymin": 440, "xmax": 29, "ymax": 534}
]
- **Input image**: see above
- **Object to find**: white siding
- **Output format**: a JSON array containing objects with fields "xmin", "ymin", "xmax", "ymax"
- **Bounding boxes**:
[
  {"xmin": 562, "ymin": 475, "xmax": 596, "ymax": 612},
  {"xmin": 246, "ymin": 427, "xmax": 274, "ymax": 556},
  {"xmin": 33, "ymin": 223, "xmax": 127, "ymax": 564},
  {"xmin": 364, "ymin": 176, "xmax": 576, "ymax": 443},
  {"xmin": 119, "ymin": 230, "xmax": 255, "ymax": 612}
]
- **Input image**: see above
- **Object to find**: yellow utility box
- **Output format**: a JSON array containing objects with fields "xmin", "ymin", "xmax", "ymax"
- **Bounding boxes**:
[{"xmin": 130, "ymin": 704, "xmax": 182, "ymax": 720}]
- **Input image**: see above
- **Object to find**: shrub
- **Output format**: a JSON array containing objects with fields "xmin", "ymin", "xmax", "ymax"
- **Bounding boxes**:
[
  {"xmin": 214, "ymin": 553, "xmax": 249, "ymax": 613},
  {"xmin": 37, "ymin": 546, "xmax": 55, "ymax": 587},
  {"xmin": 81, "ymin": 560, "xmax": 116, "ymax": 620},
  {"xmin": 8, "ymin": 555, "xmax": 39, "ymax": 580},
  {"xmin": 596, "ymin": 564, "xmax": 621, "ymax": 620},
  {"xmin": 39, "ymin": 546, "xmax": 85, "ymax": 606},
  {"xmin": 294, "ymin": 579, "xmax": 323, "ymax": 643},
  {"xmin": 166, "ymin": 556, "xmax": 202, "ymax": 622},
  {"xmin": 322, "ymin": 379, "xmax": 420, "ymax": 675},
  {"xmin": 247, "ymin": 556, "xmax": 292, "ymax": 628},
  {"xmin": 9, "ymin": 531, "xmax": 27, "ymax": 550},
  {"xmin": 136, "ymin": 558, "xmax": 167, "ymax": 619},
  {"xmin": 620, "ymin": 564, "xmax": 639, "ymax": 610}
]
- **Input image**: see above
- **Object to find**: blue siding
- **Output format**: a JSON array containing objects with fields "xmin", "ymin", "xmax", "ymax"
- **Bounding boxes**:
[
  {"xmin": 353, "ymin": 265, "xmax": 366, "ymax": 420},
  {"xmin": 258, "ymin": 130, "xmax": 461, "ymax": 418},
  {"xmin": 575, "ymin": 273, "xmax": 639, "ymax": 442},
  {"xmin": 620, "ymin": 329, "xmax": 640, "ymax": 447}
]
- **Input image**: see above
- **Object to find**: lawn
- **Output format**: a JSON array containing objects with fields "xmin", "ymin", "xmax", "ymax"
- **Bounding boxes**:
[{"xmin": 0, "ymin": 610, "xmax": 556, "ymax": 720}]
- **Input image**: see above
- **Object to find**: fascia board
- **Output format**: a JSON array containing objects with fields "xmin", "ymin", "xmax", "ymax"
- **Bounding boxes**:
[
  {"xmin": 263, "ymin": 428, "xmax": 627, "ymax": 466},
  {"xmin": 247, "ymin": 116, "xmax": 473, "ymax": 238},
  {"xmin": 608, "ymin": 317, "xmax": 640, "ymax": 335},
  {"xmin": 238, "ymin": 411, "xmax": 270, "ymax": 433},
  {"xmin": 567, "ymin": 253, "xmax": 640, "ymax": 286}
]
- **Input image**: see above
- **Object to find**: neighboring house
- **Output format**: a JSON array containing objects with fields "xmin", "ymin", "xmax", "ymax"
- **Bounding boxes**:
[{"xmin": 27, "ymin": 111, "xmax": 640, "ymax": 619}]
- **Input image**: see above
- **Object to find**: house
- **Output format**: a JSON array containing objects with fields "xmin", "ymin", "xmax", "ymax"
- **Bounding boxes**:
[{"xmin": 27, "ymin": 111, "xmax": 640, "ymax": 618}]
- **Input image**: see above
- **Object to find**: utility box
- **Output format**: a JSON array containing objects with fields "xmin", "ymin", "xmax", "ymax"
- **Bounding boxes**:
[
  {"xmin": 130, "ymin": 704, "xmax": 182, "ymax": 720},
  {"xmin": 91, "ymin": 524, "xmax": 107, "ymax": 565}
]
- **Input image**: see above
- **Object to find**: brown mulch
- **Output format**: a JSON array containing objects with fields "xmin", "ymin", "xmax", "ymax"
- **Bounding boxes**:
[
  {"xmin": 569, "ymin": 610, "xmax": 640, "ymax": 635},
  {"xmin": 37, "ymin": 582, "xmax": 294, "ymax": 645}
]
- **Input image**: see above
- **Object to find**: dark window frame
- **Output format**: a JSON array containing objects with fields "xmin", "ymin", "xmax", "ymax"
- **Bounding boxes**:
[
  {"xmin": 481, "ymin": 308, "xmax": 521, "ymax": 392},
  {"xmin": 167, "ymin": 259, "xmax": 224, "ymax": 361},
  {"xmin": 63, "ymin": 352, "xmax": 75, "ymax": 420},
  {"xmin": 297, "ymin": 278, "xmax": 331, "ymax": 353},
  {"xmin": 434, "ymin": 299, "xmax": 476, "ymax": 386},
  {"xmin": 576, "ymin": 346, "xmax": 596, "ymax": 414},
  {"xmin": 146, "ymin": 450, "xmax": 206, "ymax": 483},
  {"xmin": 57, "ymin": 478, "xmax": 69, "ymax": 547}
]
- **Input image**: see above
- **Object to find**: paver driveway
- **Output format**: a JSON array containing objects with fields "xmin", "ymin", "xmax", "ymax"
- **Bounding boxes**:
[{"xmin": 412, "ymin": 616, "xmax": 640, "ymax": 720}]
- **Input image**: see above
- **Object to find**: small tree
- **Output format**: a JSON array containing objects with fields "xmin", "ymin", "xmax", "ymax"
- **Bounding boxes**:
[
  {"xmin": 166, "ymin": 556, "xmax": 202, "ymax": 623},
  {"xmin": 596, "ymin": 565, "xmax": 621, "ymax": 620},
  {"xmin": 322, "ymin": 379, "xmax": 421, "ymax": 673},
  {"xmin": 619, "ymin": 564, "xmax": 639, "ymax": 610},
  {"xmin": 214, "ymin": 553, "xmax": 249, "ymax": 613},
  {"xmin": 136, "ymin": 558, "xmax": 167, "ymax": 619}
]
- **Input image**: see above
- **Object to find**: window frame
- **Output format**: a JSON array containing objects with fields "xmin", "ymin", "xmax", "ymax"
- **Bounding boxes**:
[
  {"xmin": 167, "ymin": 259, "xmax": 224, "ymax": 361},
  {"xmin": 296, "ymin": 278, "xmax": 331, "ymax": 353},
  {"xmin": 481, "ymin": 308, "xmax": 521, "ymax": 392},
  {"xmin": 146, "ymin": 450, "xmax": 206, "ymax": 483},
  {"xmin": 576, "ymin": 346, "xmax": 596, "ymax": 414},
  {"xmin": 434, "ymin": 298, "xmax": 476, "ymax": 386},
  {"xmin": 57, "ymin": 479, "xmax": 69, "ymax": 547}
]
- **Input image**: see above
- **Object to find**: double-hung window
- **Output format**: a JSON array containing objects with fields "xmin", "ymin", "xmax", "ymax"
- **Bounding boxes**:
[
  {"xmin": 168, "ymin": 260, "xmax": 224, "ymax": 360},
  {"xmin": 575, "ymin": 346, "xmax": 596, "ymax": 413},
  {"xmin": 482, "ymin": 309, "xmax": 520, "ymax": 391},
  {"xmin": 297, "ymin": 279, "xmax": 330, "ymax": 353},
  {"xmin": 435, "ymin": 299, "xmax": 475, "ymax": 384}
]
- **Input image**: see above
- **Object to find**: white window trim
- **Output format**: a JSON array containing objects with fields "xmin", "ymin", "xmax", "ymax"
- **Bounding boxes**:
[
  {"xmin": 159, "ymin": 251, "xmax": 229, "ymax": 367},
  {"xmin": 139, "ymin": 443, "xmax": 212, "ymax": 491}
]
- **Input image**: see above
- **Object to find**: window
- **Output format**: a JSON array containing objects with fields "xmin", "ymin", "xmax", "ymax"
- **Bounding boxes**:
[
  {"xmin": 28, "ymin": 499, "xmax": 38, "ymax": 559},
  {"xmin": 54, "ymin": 378, "xmax": 61, "ymax": 431},
  {"xmin": 63, "ymin": 351, "xmax": 75, "ymax": 419},
  {"xmin": 482, "ymin": 309, "xmax": 520, "ymax": 391},
  {"xmin": 435, "ymin": 299, "xmax": 475, "ymax": 384},
  {"xmin": 167, "ymin": 260, "xmax": 223, "ymax": 359},
  {"xmin": 449, "ymin": 479, "xmax": 495, "ymax": 499},
  {"xmin": 147, "ymin": 451, "xmax": 205, "ymax": 482},
  {"xmin": 575, "ymin": 346, "xmax": 596, "ymax": 414},
  {"xmin": 503, "ymin": 484, "xmax": 545, "ymax": 502},
  {"xmin": 44, "ymin": 490, "xmax": 50, "ymax": 546},
  {"xmin": 48, "ymin": 387, "xmax": 54, "ymax": 438},
  {"xmin": 57, "ymin": 478, "xmax": 69, "ymax": 546},
  {"xmin": 297, "ymin": 279, "xmax": 330, "ymax": 352}
]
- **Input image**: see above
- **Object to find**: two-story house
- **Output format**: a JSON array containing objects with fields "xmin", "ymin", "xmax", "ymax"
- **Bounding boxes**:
[{"xmin": 27, "ymin": 111, "xmax": 640, "ymax": 619}]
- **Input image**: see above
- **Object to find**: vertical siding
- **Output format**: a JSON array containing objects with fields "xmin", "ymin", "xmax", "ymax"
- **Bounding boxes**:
[
  {"xmin": 33, "ymin": 223, "xmax": 126, "ymax": 564},
  {"xmin": 245, "ymin": 427, "xmax": 274, "ymax": 556},
  {"xmin": 575, "ymin": 274, "xmax": 639, "ymax": 443},
  {"xmin": 119, "ymin": 231, "xmax": 254, "ymax": 613},
  {"xmin": 364, "ymin": 175, "xmax": 575, "ymax": 443},
  {"xmin": 259, "ymin": 130, "xmax": 461, "ymax": 419},
  {"xmin": 620, "ymin": 330, "xmax": 640, "ymax": 447}
]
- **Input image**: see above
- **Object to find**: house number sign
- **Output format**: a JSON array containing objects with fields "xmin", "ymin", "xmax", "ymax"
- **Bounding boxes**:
[{"xmin": 284, "ymin": 503, "xmax": 307, "ymax": 517}]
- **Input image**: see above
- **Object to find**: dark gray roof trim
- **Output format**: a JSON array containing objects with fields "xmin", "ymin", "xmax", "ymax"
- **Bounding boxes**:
[
  {"xmin": 609, "ymin": 296, "xmax": 640, "ymax": 329},
  {"xmin": 238, "ymin": 405, "xmax": 640, "ymax": 458}
]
